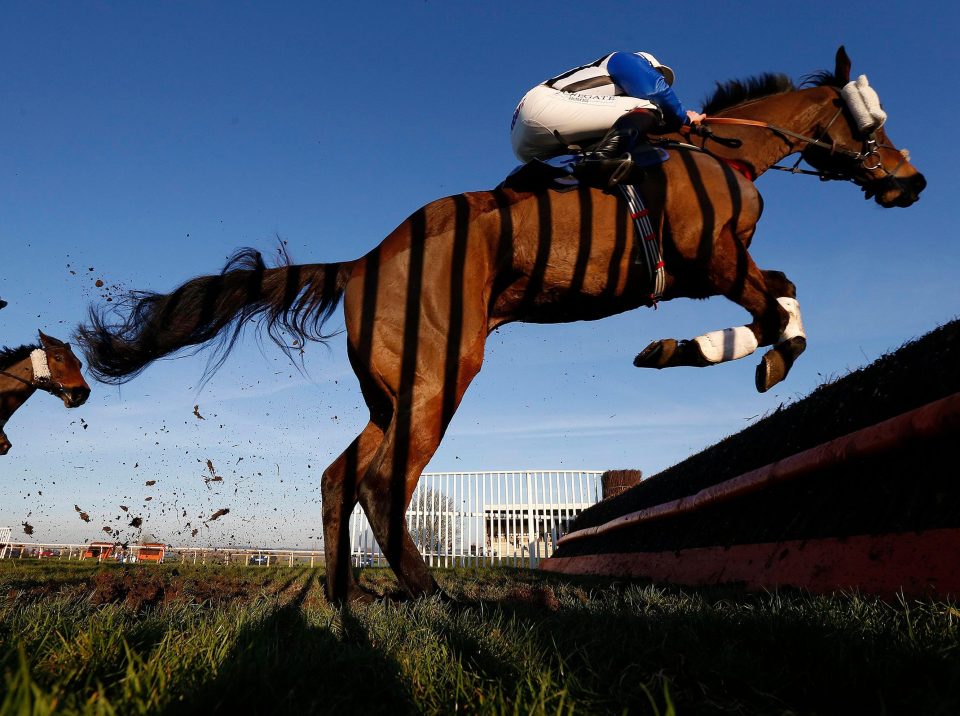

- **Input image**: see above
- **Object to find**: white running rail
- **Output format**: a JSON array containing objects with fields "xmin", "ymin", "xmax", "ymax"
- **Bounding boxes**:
[{"xmin": 349, "ymin": 470, "xmax": 603, "ymax": 569}]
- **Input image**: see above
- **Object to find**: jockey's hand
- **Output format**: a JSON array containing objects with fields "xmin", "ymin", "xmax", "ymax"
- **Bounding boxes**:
[{"xmin": 686, "ymin": 111, "xmax": 706, "ymax": 125}]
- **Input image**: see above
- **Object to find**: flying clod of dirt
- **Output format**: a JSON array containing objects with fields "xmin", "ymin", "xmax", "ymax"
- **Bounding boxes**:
[
  {"xmin": 102, "ymin": 526, "xmax": 112, "ymax": 534},
  {"xmin": 120, "ymin": 505, "xmax": 128, "ymax": 512},
  {"xmin": 129, "ymin": 517, "xmax": 143, "ymax": 529},
  {"xmin": 193, "ymin": 405, "xmax": 205, "ymax": 420},
  {"xmin": 206, "ymin": 508, "xmax": 229, "ymax": 523},
  {"xmin": 74, "ymin": 505, "xmax": 91, "ymax": 522},
  {"xmin": 145, "ymin": 480, "xmax": 156, "ymax": 486},
  {"xmin": 204, "ymin": 459, "xmax": 223, "ymax": 485},
  {"xmin": 22, "ymin": 522, "xmax": 33, "ymax": 535}
]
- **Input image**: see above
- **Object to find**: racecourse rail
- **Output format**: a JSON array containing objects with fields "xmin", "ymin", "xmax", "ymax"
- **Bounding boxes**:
[{"xmin": 2, "ymin": 469, "xmax": 605, "ymax": 569}]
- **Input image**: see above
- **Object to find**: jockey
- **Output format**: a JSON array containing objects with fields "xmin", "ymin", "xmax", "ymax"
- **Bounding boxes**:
[{"xmin": 510, "ymin": 51, "xmax": 706, "ymax": 163}]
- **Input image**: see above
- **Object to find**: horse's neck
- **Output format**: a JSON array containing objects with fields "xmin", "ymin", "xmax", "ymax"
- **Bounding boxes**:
[
  {"xmin": 712, "ymin": 87, "xmax": 839, "ymax": 176},
  {"xmin": 0, "ymin": 359, "xmax": 36, "ymax": 418}
]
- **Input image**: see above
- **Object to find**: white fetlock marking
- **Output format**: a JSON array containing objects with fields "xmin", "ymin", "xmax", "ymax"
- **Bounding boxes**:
[
  {"xmin": 693, "ymin": 326, "xmax": 759, "ymax": 364},
  {"xmin": 777, "ymin": 297, "xmax": 806, "ymax": 342},
  {"xmin": 30, "ymin": 349, "xmax": 50, "ymax": 381}
]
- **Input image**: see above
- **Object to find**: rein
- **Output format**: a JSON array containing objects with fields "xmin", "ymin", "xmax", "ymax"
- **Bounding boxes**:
[{"xmin": 692, "ymin": 112, "xmax": 908, "ymax": 183}]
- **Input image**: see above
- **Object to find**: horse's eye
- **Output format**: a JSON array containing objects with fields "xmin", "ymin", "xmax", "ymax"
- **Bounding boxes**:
[{"xmin": 54, "ymin": 355, "xmax": 63, "ymax": 362}]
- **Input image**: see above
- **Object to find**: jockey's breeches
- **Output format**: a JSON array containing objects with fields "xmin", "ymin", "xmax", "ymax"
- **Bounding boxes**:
[{"xmin": 510, "ymin": 84, "xmax": 659, "ymax": 162}]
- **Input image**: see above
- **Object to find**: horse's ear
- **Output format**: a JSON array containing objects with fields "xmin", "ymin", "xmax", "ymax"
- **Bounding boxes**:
[
  {"xmin": 37, "ymin": 330, "xmax": 64, "ymax": 348},
  {"xmin": 835, "ymin": 46, "xmax": 851, "ymax": 85}
]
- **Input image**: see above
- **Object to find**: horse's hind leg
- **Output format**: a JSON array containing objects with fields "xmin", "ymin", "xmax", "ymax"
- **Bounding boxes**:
[
  {"xmin": 357, "ymin": 347, "xmax": 484, "ymax": 599},
  {"xmin": 356, "ymin": 393, "xmax": 456, "ymax": 599},
  {"xmin": 321, "ymin": 420, "xmax": 386, "ymax": 603}
]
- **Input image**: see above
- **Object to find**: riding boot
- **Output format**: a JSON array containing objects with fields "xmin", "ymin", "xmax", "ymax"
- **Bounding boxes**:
[{"xmin": 588, "ymin": 109, "xmax": 659, "ymax": 160}]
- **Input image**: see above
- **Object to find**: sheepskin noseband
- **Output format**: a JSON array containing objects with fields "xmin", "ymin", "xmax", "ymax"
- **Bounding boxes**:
[
  {"xmin": 29, "ymin": 349, "xmax": 51, "ymax": 381},
  {"xmin": 841, "ymin": 74, "xmax": 887, "ymax": 134}
]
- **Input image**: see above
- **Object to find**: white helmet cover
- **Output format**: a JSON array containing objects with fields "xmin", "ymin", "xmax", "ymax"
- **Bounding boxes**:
[{"xmin": 636, "ymin": 51, "xmax": 675, "ymax": 86}]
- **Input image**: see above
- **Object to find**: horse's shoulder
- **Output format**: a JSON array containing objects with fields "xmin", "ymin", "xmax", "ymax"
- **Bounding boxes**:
[{"xmin": 665, "ymin": 147, "xmax": 761, "ymax": 193}]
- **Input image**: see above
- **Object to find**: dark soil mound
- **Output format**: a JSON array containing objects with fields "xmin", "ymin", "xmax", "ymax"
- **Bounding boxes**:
[{"xmin": 558, "ymin": 319, "xmax": 960, "ymax": 557}]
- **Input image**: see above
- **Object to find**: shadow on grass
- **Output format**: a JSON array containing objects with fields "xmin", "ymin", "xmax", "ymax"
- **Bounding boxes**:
[
  {"xmin": 168, "ymin": 569, "xmax": 415, "ymax": 716},
  {"xmin": 436, "ymin": 572, "xmax": 960, "ymax": 715}
]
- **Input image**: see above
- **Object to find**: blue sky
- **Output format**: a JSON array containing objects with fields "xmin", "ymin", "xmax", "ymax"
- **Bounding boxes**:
[{"xmin": 1, "ymin": 2, "xmax": 955, "ymax": 547}]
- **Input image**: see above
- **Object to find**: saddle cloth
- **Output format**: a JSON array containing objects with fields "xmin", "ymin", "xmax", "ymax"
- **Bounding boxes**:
[{"xmin": 499, "ymin": 144, "xmax": 669, "ymax": 193}]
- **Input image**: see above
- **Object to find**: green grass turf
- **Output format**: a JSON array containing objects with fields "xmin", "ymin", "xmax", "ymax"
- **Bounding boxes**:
[{"xmin": 2, "ymin": 560, "xmax": 959, "ymax": 714}]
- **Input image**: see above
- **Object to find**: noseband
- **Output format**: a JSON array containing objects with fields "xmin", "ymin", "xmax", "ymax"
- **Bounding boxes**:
[{"xmin": 0, "ymin": 349, "xmax": 66, "ymax": 398}]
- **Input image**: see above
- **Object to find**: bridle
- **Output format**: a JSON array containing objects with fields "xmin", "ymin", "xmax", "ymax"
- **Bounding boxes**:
[
  {"xmin": 0, "ymin": 350, "xmax": 66, "ymax": 398},
  {"xmin": 690, "ymin": 104, "xmax": 910, "ymax": 185}
]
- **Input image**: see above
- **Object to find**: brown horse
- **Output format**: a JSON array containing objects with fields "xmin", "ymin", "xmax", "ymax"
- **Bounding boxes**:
[
  {"xmin": 77, "ymin": 47, "xmax": 924, "ymax": 602},
  {"xmin": 0, "ymin": 331, "xmax": 90, "ymax": 455}
]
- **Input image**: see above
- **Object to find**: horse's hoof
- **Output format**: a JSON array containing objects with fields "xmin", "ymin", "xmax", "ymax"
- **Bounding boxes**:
[
  {"xmin": 755, "ymin": 351, "xmax": 786, "ymax": 392},
  {"xmin": 435, "ymin": 588, "xmax": 457, "ymax": 605},
  {"xmin": 326, "ymin": 583, "xmax": 377, "ymax": 606},
  {"xmin": 755, "ymin": 338, "xmax": 806, "ymax": 393},
  {"xmin": 634, "ymin": 339, "xmax": 678, "ymax": 368}
]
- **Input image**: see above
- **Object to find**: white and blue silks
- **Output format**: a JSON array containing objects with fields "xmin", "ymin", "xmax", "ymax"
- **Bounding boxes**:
[{"xmin": 510, "ymin": 51, "xmax": 691, "ymax": 163}]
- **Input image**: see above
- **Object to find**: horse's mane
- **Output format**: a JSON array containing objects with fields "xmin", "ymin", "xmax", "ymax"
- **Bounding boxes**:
[
  {"xmin": 0, "ymin": 344, "xmax": 37, "ymax": 370},
  {"xmin": 701, "ymin": 72, "xmax": 796, "ymax": 114},
  {"xmin": 800, "ymin": 69, "xmax": 844, "ymax": 89}
]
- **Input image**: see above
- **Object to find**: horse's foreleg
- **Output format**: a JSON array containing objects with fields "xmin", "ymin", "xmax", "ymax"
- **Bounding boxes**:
[
  {"xmin": 634, "ymin": 253, "xmax": 805, "ymax": 392},
  {"xmin": 321, "ymin": 421, "xmax": 385, "ymax": 604},
  {"xmin": 0, "ymin": 427, "xmax": 10, "ymax": 455},
  {"xmin": 754, "ymin": 270, "xmax": 806, "ymax": 392}
]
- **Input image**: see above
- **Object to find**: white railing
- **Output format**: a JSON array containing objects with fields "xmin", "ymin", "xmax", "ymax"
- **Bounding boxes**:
[
  {"xmin": 0, "ymin": 528, "xmax": 11, "ymax": 559},
  {"xmin": 349, "ymin": 470, "xmax": 603, "ymax": 569},
  {"xmin": 0, "ymin": 471, "xmax": 605, "ymax": 570}
]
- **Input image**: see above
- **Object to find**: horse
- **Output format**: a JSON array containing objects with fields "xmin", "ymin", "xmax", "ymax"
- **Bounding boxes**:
[
  {"xmin": 77, "ymin": 47, "xmax": 925, "ymax": 602},
  {"xmin": 0, "ymin": 331, "xmax": 91, "ymax": 455}
]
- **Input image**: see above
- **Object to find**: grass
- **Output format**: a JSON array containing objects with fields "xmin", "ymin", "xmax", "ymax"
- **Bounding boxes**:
[{"xmin": 1, "ymin": 560, "xmax": 959, "ymax": 714}]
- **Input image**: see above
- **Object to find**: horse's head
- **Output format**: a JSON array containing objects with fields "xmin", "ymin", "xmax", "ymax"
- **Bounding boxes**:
[
  {"xmin": 801, "ymin": 47, "xmax": 926, "ymax": 208},
  {"xmin": 37, "ymin": 330, "xmax": 90, "ymax": 408}
]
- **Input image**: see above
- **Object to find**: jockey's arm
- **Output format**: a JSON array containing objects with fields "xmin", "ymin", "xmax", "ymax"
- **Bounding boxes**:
[{"xmin": 607, "ymin": 51, "xmax": 690, "ymax": 131}]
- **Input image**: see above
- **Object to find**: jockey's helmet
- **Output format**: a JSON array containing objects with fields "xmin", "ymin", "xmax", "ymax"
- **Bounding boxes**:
[{"xmin": 637, "ymin": 52, "xmax": 675, "ymax": 86}]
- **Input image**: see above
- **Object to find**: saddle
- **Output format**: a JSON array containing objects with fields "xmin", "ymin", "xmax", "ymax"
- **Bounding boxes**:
[{"xmin": 500, "ymin": 143, "xmax": 669, "ymax": 193}]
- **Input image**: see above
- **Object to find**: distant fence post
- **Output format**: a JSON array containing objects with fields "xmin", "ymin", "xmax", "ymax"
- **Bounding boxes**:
[{"xmin": 601, "ymin": 470, "xmax": 642, "ymax": 500}]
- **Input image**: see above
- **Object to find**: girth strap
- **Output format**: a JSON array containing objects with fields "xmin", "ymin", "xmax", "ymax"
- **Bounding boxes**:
[{"xmin": 617, "ymin": 184, "xmax": 665, "ymax": 304}]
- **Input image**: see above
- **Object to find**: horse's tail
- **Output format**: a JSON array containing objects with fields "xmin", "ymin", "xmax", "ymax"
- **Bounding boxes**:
[{"xmin": 76, "ymin": 247, "xmax": 352, "ymax": 384}]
